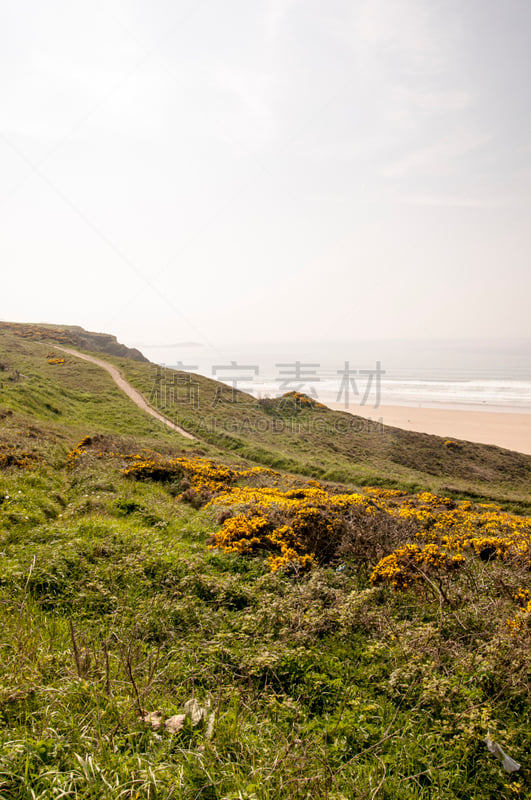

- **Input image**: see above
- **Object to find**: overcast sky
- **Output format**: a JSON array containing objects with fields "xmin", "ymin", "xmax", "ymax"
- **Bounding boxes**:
[{"xmin": 1, "ymin": 0, "xmax": 530, "ymax": 347}]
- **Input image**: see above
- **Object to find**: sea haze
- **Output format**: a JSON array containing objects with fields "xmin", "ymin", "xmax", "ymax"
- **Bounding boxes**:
[{"xmin": 139, "ymin": 339, "xmax": 531, "ymax": 413}]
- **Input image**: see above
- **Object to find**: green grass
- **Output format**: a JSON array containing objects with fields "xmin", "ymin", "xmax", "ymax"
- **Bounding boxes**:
[
  {"xmin": 118, "ymin": 350, "xmax": 531, "ymax": 509},
  {"xmin": 0, "ymin": 322, "xmax": 530, "ymax": 798},
  {"xmin": 2, "ymin": 322, "xmax": 530, "ymax": 507},
  {"xmin": 1, "ymin": 453, "xmax": 530, "ymax": 799}
]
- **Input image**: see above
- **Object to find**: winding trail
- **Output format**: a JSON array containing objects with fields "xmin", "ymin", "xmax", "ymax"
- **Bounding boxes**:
[{"xmin": 57, "ymin": 346, "xmax": 196, "ymax": 440}]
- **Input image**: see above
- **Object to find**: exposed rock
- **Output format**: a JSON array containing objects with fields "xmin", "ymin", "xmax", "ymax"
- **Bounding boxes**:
[
  {"xmin": 183, "ymin": 698, "xmax": 207, "ymax": 726},
  {"xmin": 142, "ymin": 711, "xmax": 163, "ymax": 730},
  {"xmin": 165, "ymin": 714, "xmax": 186, "ymax": 734}
]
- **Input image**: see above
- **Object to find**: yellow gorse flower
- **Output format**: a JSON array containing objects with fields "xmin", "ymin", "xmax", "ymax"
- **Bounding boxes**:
[{"xmin": 66, "ymin": 441, "xmax": 531, "ymax": 579}]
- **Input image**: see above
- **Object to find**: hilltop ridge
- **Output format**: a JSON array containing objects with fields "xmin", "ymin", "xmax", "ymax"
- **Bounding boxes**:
[{"xmin": 0, "ymin": 320, "xmax": 147, "ymax": 362}]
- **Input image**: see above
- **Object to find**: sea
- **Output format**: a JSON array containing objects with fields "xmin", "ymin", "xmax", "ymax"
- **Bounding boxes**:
[{"xmin": 138, "ymin": 338, "xmax": 531, "ymax": 414}]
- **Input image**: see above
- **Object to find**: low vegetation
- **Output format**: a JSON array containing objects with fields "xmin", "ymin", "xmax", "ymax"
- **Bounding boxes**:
[{"xmin": 0, "ymin": 323, "xmax": 530, "ymax": 798}]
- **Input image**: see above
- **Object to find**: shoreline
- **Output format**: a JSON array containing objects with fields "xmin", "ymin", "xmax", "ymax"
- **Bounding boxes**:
[{"xmin": 326, "ymin": 402, "xmax": 531, "ymax": 455}]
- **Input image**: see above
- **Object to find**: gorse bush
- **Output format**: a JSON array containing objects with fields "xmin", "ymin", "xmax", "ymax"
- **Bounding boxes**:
[
  {"xmin": 2, "ymin": 408, "xmax": 531, "ymax": 798},
  {"xmin": 0, "ymin": 445, "xmax": 41, "ymax": 469},
  {"xmin": 117, "ymin": 448, "xmax": 531, "ymax": 606},
  {"xmin": 370, "ymin": 542, "xmax": 466, "ymax": 592}
]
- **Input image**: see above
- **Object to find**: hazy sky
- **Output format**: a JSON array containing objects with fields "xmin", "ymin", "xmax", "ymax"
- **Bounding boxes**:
[{"xmin": 1, "ymin": 0, "xmax": 530, "ymax": 347}]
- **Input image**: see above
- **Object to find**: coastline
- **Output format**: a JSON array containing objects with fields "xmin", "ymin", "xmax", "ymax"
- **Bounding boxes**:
[{"xmin": 326, "ymin": 402, "xmax": 531, "ymax": 456}]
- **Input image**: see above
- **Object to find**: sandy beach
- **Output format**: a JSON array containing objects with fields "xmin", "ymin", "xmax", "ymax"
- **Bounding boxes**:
[{"xmin": 327, "ymin": 402, "xmax": 531, "ymax": 456}]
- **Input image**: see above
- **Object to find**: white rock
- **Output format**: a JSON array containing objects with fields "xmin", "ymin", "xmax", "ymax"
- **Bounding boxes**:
[
  {"xmin": 142, "ymin": 711, "xmax": 163, "ymax": 730},
  {"xmin": 165, "ymin": 714, "xmax": 186, "ymax": 734},
  {"xmin": 184, "ymin": 698, "xmax": 207, "ymax": 726}
]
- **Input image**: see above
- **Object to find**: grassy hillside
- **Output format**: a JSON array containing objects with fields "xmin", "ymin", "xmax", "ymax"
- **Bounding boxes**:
[
  {"xmin": 0, "ymin": 323, "xmax": 530, "ymax": 799},
  {"xmin": 119, "ymin": 357, "xmax": 531, "ymax": 509},
  {"xmin": 1, "ymin": 321, "xmax": 530, "ymax": 508}
]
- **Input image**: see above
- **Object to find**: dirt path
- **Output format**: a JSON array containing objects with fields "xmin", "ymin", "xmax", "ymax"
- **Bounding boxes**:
[{"xmin": 57, "ymin": 346, "xmax": 196, "ymax": 440}]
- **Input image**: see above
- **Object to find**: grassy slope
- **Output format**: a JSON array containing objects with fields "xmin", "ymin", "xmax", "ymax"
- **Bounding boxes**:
[
  {"xmin": 120, "ymin": 349, "xmax": 531, "ymax": 510},
  {"xmin": 0, "ymin": 324, "xmax": 530, "ymax": 799},
  {"xmin": 2, "ymin": 322, "xmax": 530, "ymax": 508}
]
